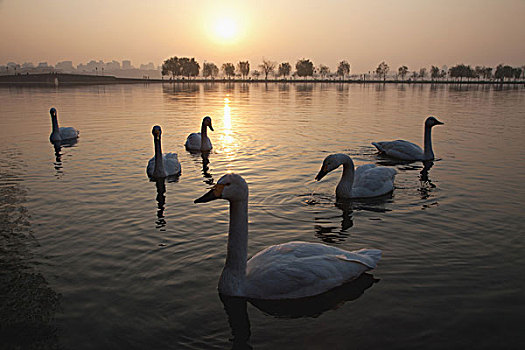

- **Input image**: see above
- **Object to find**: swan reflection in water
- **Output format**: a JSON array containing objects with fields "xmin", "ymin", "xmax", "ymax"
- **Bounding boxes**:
[
  {"xmin": 312, "ymin": 196, "xmax": 391, "ymax": 244},
  {"xmin": 419, "ymin": 160, "xmax": 437, "ymax": 203},
  {"xmin": 151, "ymin": 173, "xmax": 180, "ymax": 230},
  {"xmin": 220, "ymin": 273, "xmax": 379, "ymax": 349},
  {"xmin": 188, "ymin": 151, "xmax": 214, "ymax": 185},
  {"xmin": 314, "ymin": 201, "xmax": 353, "ymax": 244},
  {"xmin": 154, "ymin": 178, "xmax": 166, "ymax": 230},
  {"xmin": 51, "ymin": 139, "xmax": 78, "ymax": 178}
]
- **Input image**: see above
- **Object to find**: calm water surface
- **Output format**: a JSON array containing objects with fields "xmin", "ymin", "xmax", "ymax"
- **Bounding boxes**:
[{"xmin": 1, "ymin": 83, "xmax": 524, "ymax": 349}]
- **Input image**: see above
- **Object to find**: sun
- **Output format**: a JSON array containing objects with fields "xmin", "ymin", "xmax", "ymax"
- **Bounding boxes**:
[{"xmin": 213, "ymin": 17, "xmax": 238, "ymax": 42}]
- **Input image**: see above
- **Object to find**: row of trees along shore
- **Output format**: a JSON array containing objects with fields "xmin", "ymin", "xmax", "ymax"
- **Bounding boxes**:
[{"xmin": 162, "ymin": 56, "xmax": 525, "ymax": 82}]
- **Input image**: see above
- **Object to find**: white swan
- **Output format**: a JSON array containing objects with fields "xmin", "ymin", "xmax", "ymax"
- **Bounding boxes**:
[
  {"xmin": 146, "ymin": 125, "xmax": 181, "ymax": 178},
  {"xmin": 194, "ymin": 173, "xmax": 381, "ymax": 300},
  {"xmin": 315, "ymin": 154, "xmax": 396, "ymax": 199},
  {"xmin": 372, "ymin": 116, "xmax": 444, "ymax": 161},
  {"xmin": 185, "ymin": 116, "xmax": 214, "ymax": 152},
  {"xmin": 49, "ymin": 107, "xmax": 79, "ymax": 142}
]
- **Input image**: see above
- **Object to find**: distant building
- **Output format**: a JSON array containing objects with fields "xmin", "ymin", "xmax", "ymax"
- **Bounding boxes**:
[
  {"xmin": 56, "ymin": 61, "xmax": 74, "ymax": 72},
  {"xmin": 122, "ymin": 60, "xmax": 132, "ymax": 69},
  {"xmin": 22, "ymin": 62, "xmax": 35, "ymax": 68},
  {"xmin": 37, "ymin": 62, "xmax": 50, "ymax": 68},
  {"xmin": 140, "ymin": 62, "xmax": 155, "ymax": 70},
  {"xmin": 105, "ymin": 60, "xmax": 121, "ymax": 71}
]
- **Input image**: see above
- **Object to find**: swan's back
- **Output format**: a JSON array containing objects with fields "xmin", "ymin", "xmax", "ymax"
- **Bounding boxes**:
[
  {"xmin": 352, "ymin": 164, "xmax": 397, "ymax": 198},
  {"xmin": 59, "ymin": 127, "xmax": 79, "ymax": 140},
  {"xmin": 147, "ymin": 152, "xmax": 181, "ymax": 177},
  {"xmin": 245, "ymin": 241, "xmax": 381, "ymax": 299},
  {"xmin": 185, "ymin": 132, "xmax": 212, "ymax": 151},
  {"xmin": 372, "ymin": 140, "xmax": 423, "ymax": 161}
]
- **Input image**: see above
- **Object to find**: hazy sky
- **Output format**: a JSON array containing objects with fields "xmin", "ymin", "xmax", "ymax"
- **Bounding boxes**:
[{"xmin": 1, "ymin": 0, "xmax": 524, "ymax": 72}]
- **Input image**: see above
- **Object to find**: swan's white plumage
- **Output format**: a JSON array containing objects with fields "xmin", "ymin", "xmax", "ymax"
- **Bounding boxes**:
[
  {"xmin": 49, "ymin": 107, "xmax": 79, "ymax": 142},
  {"xmin": 185, "ymin": 116, "xmax": 214, "ymax": 151},
  {"xmin": 146, "ymin": 153, "xmax": 181, "ymax": 178},
  {"xmin": 185, "ymin": 132, "xmax": 212, "ymax": 151},
  {"xmin": 372, "ymin": 140, "xmax": 423, "ymax": 161},
  {"xmin": 245, "ymin": 242, "xmax": 381, "ymax": 299},
  {"xmin": 316, "ymin": 154, "xmax": 396, "ymax": 199},
  {"xmin": 372, "ymin": 116, "xmax": 443, "ymax": 161},
  {"xmin": 352, "ymin": 164, "xmax": 397, "ymax": 198},
  {"xmin": 57, "ymin": 126, "xmax": 80, "ymax": 140},
  {"xmin": 195, "ymin": 173, "xmax": 382, "ymax": 300}
]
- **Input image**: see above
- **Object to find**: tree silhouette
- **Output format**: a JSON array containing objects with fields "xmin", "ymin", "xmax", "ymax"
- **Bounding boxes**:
[
  {"xmin": 419, "ymin": 68, "xmax": 427, "ymax": 80},
  {"xmin": 259, "ymin": 59, "xmax": 276, "ymax": 80},
  {"xmin": 398, "ymin": 66, "xmax": 408, "ymax": 80},
  {"xmin": 251, "ymin": 70, "xmax": 261, "ymax": 79},
  {"xmin": 319, "ymin": 65, "xmax": 330, "ymax": 78},
  {"xmin": 296, "ymin": 59, "xmax": 314, "ymax": 79},
  {"xmin": 375, "ymin": 61, "xmax": 389, "ymax": 81},
  {"xmin": 277, "ymin": 62, "xmax": 291, "ymax": 78},
  {"xmin": 430, "ymin": 66, "xmax": 440, "ymax": 81},
  {"xmin": 180, "ymin": 57, "xmax": 200, "ymax": 78},
  {"xmin": 203, "ymin": 62, "xmax": 219, "ymax": 78},
  {"xmin": 237, "ymin": 61, "xmax": 250, "ymax": 79},
  {"xmin": 162, "ymin": 57, "xmax": 182, "ymax": 78},
  {"xmin": 222, "ymin": 63, "xmax": 235, "ymax": 79},
  {"xmin": 336, "ymin": 61, "xmax": 350, "ymax": 80}
]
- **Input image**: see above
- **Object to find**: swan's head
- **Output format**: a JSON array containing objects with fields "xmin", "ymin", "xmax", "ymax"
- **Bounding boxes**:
[
  {"xmin": 152, "ymin": 125, "xmax": 162, "ymax": 139},
  {"xmin": 425, "ymin": 116, "xmax": 444, "ymax": 127},
  {"xmin": 315, "ymin": 154, "xmax": 344, "ymax": 181},
  {"xmin": 203, "ymin": 116, "xmax": 214, "ymax": 131},
  {"xmin": 195, "ymin": 173, "xmax": 248, "ymax": 203},
  {"xmin": 50, "ymin": 107, "xmax": 57, "ymax": 117}
]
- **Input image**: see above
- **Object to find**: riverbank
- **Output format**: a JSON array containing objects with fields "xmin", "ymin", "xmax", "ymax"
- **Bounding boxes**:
[{"xmin": 0, "ymin": 73, "xmax": 523, "ymax": 85}]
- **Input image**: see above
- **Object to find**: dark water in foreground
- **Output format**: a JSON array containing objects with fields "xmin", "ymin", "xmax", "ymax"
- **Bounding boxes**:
[{"xmin": 1, "ymin": 83, "xmax": 524, "ymax": 349}]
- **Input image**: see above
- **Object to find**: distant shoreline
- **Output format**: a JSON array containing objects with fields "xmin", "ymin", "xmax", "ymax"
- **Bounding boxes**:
[{"xmin": 0, "ymin": 73, "xmax": 524, "ymax": 86}]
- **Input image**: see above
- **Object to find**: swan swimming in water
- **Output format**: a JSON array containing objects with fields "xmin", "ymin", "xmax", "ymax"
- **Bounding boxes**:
[
  {"xmin": 185, "ymin": 116, "xmax": 214, "ymax": 152},
  {"xmin": 372, "ymin": 116, "xmax": 444, "ymax": 161},
  {"xmin": 315, "ymin": 154, "xmax": 397, "ymax": 199},
  {"xmin": 194, "ymin": 173, "xmax": 381, "ymax": 299},
  {"xmin": 146, "ymin": 125, "xmax": 181, "ymax": 178},
  {"xmin": 49, "ymin": 107, "xmax": 79, "ymax": 142}
]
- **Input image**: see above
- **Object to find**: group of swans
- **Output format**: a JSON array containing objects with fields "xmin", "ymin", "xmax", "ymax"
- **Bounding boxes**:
[
  {"xmin": 192, "ymin": 115, "xmax": 443, "ymax": 300},
  {"xmin": 146, "ymin": 116, "xmax": 214, "ymax": 178},
  {"xmin": 49, "ymin": 107, "xmax": 443, "ymax": 300}
]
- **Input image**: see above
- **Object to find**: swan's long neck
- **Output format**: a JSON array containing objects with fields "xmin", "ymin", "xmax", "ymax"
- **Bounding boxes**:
[
  {"xmin": 50, "ymin": 115, "xmax": 61, "ymax": 141},
  {"xmin": 153, "ymin": 136, "xmax": 166, "ymax": 177},
  {"xmin": 200, "ymin": 122, "xmax": 208, "ymax": 150},
  {"xmin": 336, "ymin": 155, "xmax": 355, "ymax": 199},
  {"xmin": 423, "ymin": 125, "xmax": 434, "ymax": 160},
  {"xmin": 220, "ymin": 199, "xmax": 248, "ymax": 296}
]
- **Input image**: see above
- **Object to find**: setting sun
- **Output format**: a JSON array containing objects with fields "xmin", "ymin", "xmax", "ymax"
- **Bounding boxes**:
[{"xmin": 213, "ymin": 17, "xmax": 238, "ymax": 42}]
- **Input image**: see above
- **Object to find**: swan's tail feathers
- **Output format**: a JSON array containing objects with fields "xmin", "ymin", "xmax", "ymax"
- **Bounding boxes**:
[
  {"xmin": 355, "ymin": 249, "xmax": 382, "ymax": 268},
  {"xmin": 371, "ymin": 142, "xmax": 384, "ymax": 153}
]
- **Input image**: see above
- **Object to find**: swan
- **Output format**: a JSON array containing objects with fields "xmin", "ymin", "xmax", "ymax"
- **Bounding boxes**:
[
  {"xmin": 185, "ymin": 116, "xmax": 214, "ymax": 151},
  {"xmin": 315, "ymin": 154, "xmax": 397, "ymax": 199},
  {"xmin": 194, "ymin": 173, "xmax": 381, "ymax": 300},
  {"xmin": 146, "ymin": 125, "xmax": 181, "ymax": 178},
  {"xmin": 372, "ymin": 116, "xmax": 444, "ymax": 161},
  {"xmin": 49, "ymin": 107, "xmax": 79, "ymax": 142}
]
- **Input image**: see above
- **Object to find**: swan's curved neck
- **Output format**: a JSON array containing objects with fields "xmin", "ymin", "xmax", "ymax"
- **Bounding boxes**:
[
  {"xmin": 423, "ymin": 125, "xmax": 434, "ymax": 160},
  {"xmin": 220, "ymin": 199, "xmax": 248, "ymax": 296},
  {"xmin": 51, "ymin": 115, "xmax": 59, "ymax": 132},
  {"xmin": 336, "ymin": 155, "xmax": 355, "ymax": 198},
  {"xmin": 200, "ymin": 122, "xmax": 208, "ymax": 150},
  {"xmin": 153, "ymin": 136, "xmax": 165, "ymax": 177},
  {"xmin": 50, "ymin": 115, "xmax": 61, "ymax": 141}
]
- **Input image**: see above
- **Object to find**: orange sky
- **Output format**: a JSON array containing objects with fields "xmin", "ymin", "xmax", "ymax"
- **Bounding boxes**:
[{"xmin": 1, "ymin": 0, "xmax": 524, "ymax": 73}]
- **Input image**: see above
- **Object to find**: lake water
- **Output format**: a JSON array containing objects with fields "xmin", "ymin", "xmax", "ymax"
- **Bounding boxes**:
[{"xmin": 1, "ymin": 82, "xmax": 524, "ymax": 349}]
